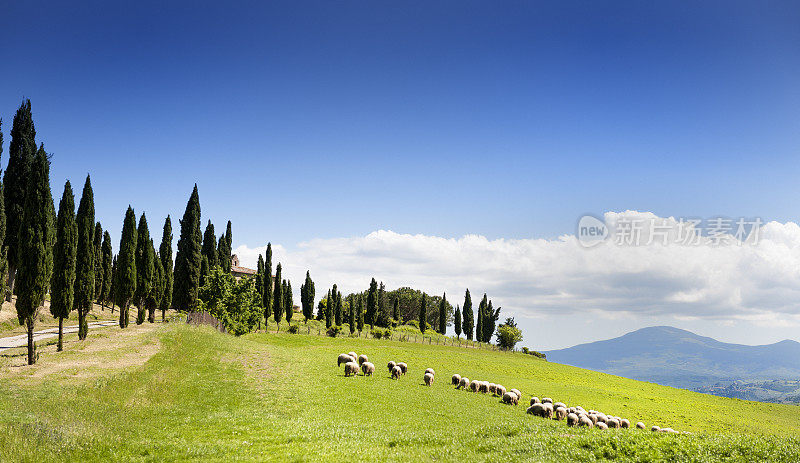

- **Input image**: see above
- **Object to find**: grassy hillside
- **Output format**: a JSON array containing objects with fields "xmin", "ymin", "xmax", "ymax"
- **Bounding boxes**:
[{"xmin": 1, "ymin": 323, "xmax": 799, "ymax": 462}]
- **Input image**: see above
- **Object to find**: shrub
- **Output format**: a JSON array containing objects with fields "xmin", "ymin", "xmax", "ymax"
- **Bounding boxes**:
[
  {"xmin": 287, "ymin": 324, "xmax": 299, "ymax": 334},
  {"xmin": 326, "ymin": 325, "xmax": 341, "ymax": 337},
  {"xmin": 370, "ymin": 327, "xmax": 388, "ymax": 339},
  {"xmin": 407, "ymin": 320, "xmax": 419, "ymax": 329},
  {"xmin": 383, "ymin": 329, "xmax": 392, "ymax": 339}
]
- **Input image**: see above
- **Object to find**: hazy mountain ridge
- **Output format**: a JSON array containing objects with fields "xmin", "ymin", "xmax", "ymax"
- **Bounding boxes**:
[{"xmin": 543, "ymin": 326, "xmax": 800, "ymax": 403}]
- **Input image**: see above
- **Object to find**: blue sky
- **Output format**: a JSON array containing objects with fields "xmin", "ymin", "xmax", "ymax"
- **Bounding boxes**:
[{"xmin": 1, "ymin": 1, "xmax": 799, "ymax": 347}]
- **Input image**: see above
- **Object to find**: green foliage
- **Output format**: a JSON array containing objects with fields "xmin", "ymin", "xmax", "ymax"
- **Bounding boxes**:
[
  {"xmin": 202, "ymin": 220, "xmax": 217, "ymax": 268},
  {"xmin": 74, "ymin": 175, "xmax": 95, "ymax": 340},
  {"xmin": 172, "ymin": 185, "xmax": 202, "ymax": 311},
  {"xmin": 316, "ymin": 298, "xmax": 326, "ymax": 321},
  {"xmin": 272, "ymin": 263, "xmax": 283, "ymax": 327},
  {"xmin": 454, "ymin": 305, "xmax": 462, "ymax": 338},
  {"xmin": 158, "ymin": 215, "xmax": 173, "ymax": 314},
  {"xmin": 348, "ymin": 295, "xmax": 356, "ymax": 333},
  {"xmin": 370, "ymin": 327, "xmax": 391, "ymax": 339},
  {"xmin": 392, "ymin": 297, "xmax": 399, "ymax": 324},
  {"xmin": 148, "ymin": 243, "xmax": 164, "ymax": 323},
  {"xmin": 116, "ymin": 207, "xmax": 138, "ymax": 328},
  {"xmin": 418, "ymin": 293, "xmax": 427, "ymax": 333},
  {"xmin": 324, "ymin": 290, "xmax": 332, "ymax": 328},
  {"xmin": 100, "ymin": 231, "xmax": 113, "ymax": 306},
  {"xmin": 255, "ymin": 254, "xmax": 265, "ymax": 303},
  {"xmin": 50, "ymin": 181, "xmax": 77, "ymax": 326},
  {"xmin": 216, "ymin": 220, "xmax": 232, "ymax": 273},
  {"xmin": 93, "ymin": 222, "xmax": 103, "ymax": 300},
  {"xmin": 0, "ymin": 179, "xmax": 7, "ymax": 302},
  {"xmin": 284, "ymin": 279, "xmax": 293, "ymax": 324},
  {"xmin": 476, "ymin": 294, "xmax": 484, "ymax": 343},
  {"xmin": 134, "ymin": 213, "xmax": 153, "ymax": 325},
  {"xmin": 438, "ymin": 293, "xmax": 447, "ymax": 334},
  {"xmin": 496, "ymin": 317, "xmax": 523, "ymax": 350},
  {"xmin": 482, "ymin": 297, "xmax": 501, "ymax": 344},
  {"xmin": 300, "ymin": 270, "xmax": 315, "ymax": 322},
  {"xmin": 356, "ymin": 295, "xmax": 364, "ymax": 332},
  {"xmin": 375, "ymin": 281, "xmax": 389, "ymax": 327},
  {"xmin": 366, "ymin": 278, "xmax": 377, "ymax": 327},
  {"xmin": 326, "ymin": 325, "xmax": 341, "ymax": 337},
  {"xmin": 462, "ymin": 289, "xmax": 473, "ymax": 340},
  {"xmin": 262, "ymin": 243, "xmax": 273, "ymax": 321},
  {"xmin": 287, "ymin": 324, "xmax": 299, "ymax": 334},
  {"xmin": 199, "ymin": 266, "xmax": 261, "ymax": 336}
]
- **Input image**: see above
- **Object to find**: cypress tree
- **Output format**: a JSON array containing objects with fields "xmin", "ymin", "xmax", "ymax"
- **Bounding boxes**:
[
  {"xmin": 325, "ymin": 289, "xmax": 332, "ymax": 328},
  {"xmin": 158, "ymin": 216, "xmax": 173, "ymax": 320},
  {"xmin": 216, "ymin": 221, "xmax": 232, "ymax": 273},
  {"xmin": 224, "ymin": 221, "xmax": 232, "ymax": 267},
  {"xmin": 454, "ymin": 305, "xmax": 462, "ymax": 339},
  {"xmin": 199, "ymin": 255, "xmax": 209, "ymax": 289},
  {"xmin": 148, "ymin": 242, "xmax": 163, "ymax": 323},
  {"xmin": 172, "ymin": 185, "xmax": 202, "ymax": 311},
  {"xmin": 336, "ymin": 291, "xmax": 343, "ymax": 327},
  {"xmin": 376, "ymin": 281, "xmax": 388, "ymax": 327},
  {"xmin": 74, "ymin": 175, "xmax": 95, "ymax": 340},
  {"xmin": 134, "ymin": 213, "xmax": 153, "ymax": 325},
  {"xmin": 262, "ymin": 243, "xmax": 273, "ymax": 323},
  {"xmin": 348, "ymin": 295, "xmax": 356, "ymax": 334},
  {"xmin": 476, "ymin": 295, "xmax": 485, "ymax": 343},
  {"xmin": 0, "ymin": 179, "xmax": 8, "ymax": 303},
  {"xmin": 93, "ymin": 222, "xmax": 103, "ymax": 301},
  {"xmin": 50, "ymin": 181, "xmax": 77, "ymax": 352},
  {"xmin": 116, "ymin": 207, "xmax": 137, "ymax": 327},
  {"xmin": 356, "ymin": 295, "xmax": 364, "ymax": 334},
  {"xmin": 202, "ymin": 220, "xmax": 217, "ymax": 269},
  {"xmin": 438, "ymin": 292, "xmax": 447, "ymax": 334},
  {"xmin": 109, "ymin": 254, "xmax": 117, "ymax": 312},
  {"xmin": 255, "ymin": 254, "xmax": 265, "ymax": 302},
  {"xmin": 419, "ymin": 293, "xmax": 427, "ymax": 333},
  {"xmin": 392, "ymin": 297, "xmax": 399, "ymax": 324},
  {"xmin": 462, "ymin": 289, "xmax": 474, "ymax": 341},
  {"xmin": 333, "ymin": 284, "xmax": 341, "ymax": 326},
  {"xmin": 366, "ymin": 278, "xmax": 378, "ymax": 327},
  {"xmin": 284, "ymin": 280, "xmax": 293, "ymax": 324},
  {"xmin": 484, "ymin": 299, "xmax": 500, "ymax": 344},
  {"xmin": 3, "ymin": 100, "xmax": 36, "ymax": 301},
  {"xmin": 16, "ymin": 145, "xmax": 51, "ymax": 364},
  {"xmin": 272, "ymin": 263, "xmax": 283, "ymax": 330},
  {"xmin": 300, "ymin": 270, "xmax": 314, "ymax": 323},
  {"xmin": 101, "ymin": 231, "xmax": 112, "ymax": 308}
]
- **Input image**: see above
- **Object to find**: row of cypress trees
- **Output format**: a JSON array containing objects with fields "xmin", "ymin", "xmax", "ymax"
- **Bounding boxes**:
[{"xmin": 452, "ymin": 289, "xmax": 500, "ymax": 342}]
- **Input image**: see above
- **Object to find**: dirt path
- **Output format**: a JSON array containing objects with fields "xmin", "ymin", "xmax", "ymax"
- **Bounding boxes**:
[{"xmin": 0, "ymin": 321, "xmax": 119, "ymax": 349}]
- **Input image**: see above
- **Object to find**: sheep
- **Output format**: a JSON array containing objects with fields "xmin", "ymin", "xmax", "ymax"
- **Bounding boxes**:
[
  {"xmin": 478, "ymin": 381, "xmax": 490, "ymax": 394},
  {"xmin": 606, "ymin": 418, "xmax": 620, "ymax": 429},
  {"xmin": 553, "ymin": 402, "xmax": 566, "ymax": 410},
  {"xmin": 469, "ymin": 381, "xmax": 479, "ymax": 392},
  {"xmin": 361, "ymin": 361, "xmax": 375, "ymax": 376},
  {"xmin": 578, "ymin": 415, "xmax": 594, "ymax": 428},
  {"xmin": 494, "ymin": 385, "xmax": 507, "ymax": 397},
  {"xmin": 566, "ymin": 413, "xmax": 579, "ymax": 427},
  {"xmin": 596, "ymin": 422, "xmax": 608, "ymax": 430},
  {"xmin": 344, "ymin": 361, "xmax": 360, "ymax": 377},
  {"xmin": 457, "ymin": 377, "xmax": 470, "ymax": 389},
  {"xmin": 397, "ymin": 362, "xmax": 407, "ymax": 374},
  {"xmin": 554, "ymin": 407, "xmax": 568, "ymax": 421},
  {"xmin": 636, "ymin": 422, "xmax": 646, "ymax": 430},
  {"xmin": 488, "ymin": 383, "xmax": 496, "ymax": 394},
  {"xmin": 387, "ymin": 361, "xmax": 397, "ymax": 372},
  {"xmin": 650, "ymin": 426, "xmax": 661, "ymax": 432},
  {"xmin": 543, "ymin": 403, "xmax": 554, "ymax": 418},
  {"xmin": 587, "ymin": 414, "xmax": 598, "ymax": 425},
  {"xmin": 348, "ymin": 351, "xmax": 357, "ymax": 359},
  {"xmin": 595, "ymin": 413, "xmax": 608, "ymax": 424},
  {"xmin": 660, "ymin": 428, "xmax": 678, "ymax": 434},
  {"xmin": 526, "ymin": 403, "xmax": 543, "ymax": 416},
  {"xmin": 620, "ymin": 419, "xmax": 630, "ymax": 429},
  {"xmin": 357, "ymin": 354, "xmax": 369, "ymax": 366},
  {"xmin": 530, "ymin": 397, "xmax": 541, "ymax": 405},
  {"xmin": 502, "ymin": 391, "xmax": 519, "ymax": 405},
  {"xmin": 338, "ymin": 353, "xmax": 355, "ymax": 366},
  {"xmin": 451, "ymin": 374, "xmax": 461, "ymax": 386},
  {"xmin": 425, "ymin": 368, "xmax": 435, "ymax": 376},
  {"xmin": 424, "ymin": 372, "xmax": 434, "ymax": 386},
  {"xmin": 510, "ymin": 389, "xmax": 522, "ymax": 400},
  {"xmin": 541, "ymin": 397, "xmax": 552, "ymax": 404},
  {"xmin": 574, "ymin": 406, "xmax": 585, "ymax": 414},
  {"xmin": 391, "ymin": 365, "xmax": 402, "ymax": 380}
]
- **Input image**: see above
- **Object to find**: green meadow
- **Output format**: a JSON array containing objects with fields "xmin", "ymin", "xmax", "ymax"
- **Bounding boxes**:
[{"xmin": 1, "ymin": 322, "xmax": 799, "ymax": 462}]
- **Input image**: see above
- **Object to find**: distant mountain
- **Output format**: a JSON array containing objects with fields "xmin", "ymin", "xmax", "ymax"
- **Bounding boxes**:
[{"xmin": 543, "ymin": 326, "xmax": 800, "ymax": 399}]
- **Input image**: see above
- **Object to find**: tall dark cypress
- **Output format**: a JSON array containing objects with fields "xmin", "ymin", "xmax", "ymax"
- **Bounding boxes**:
[
  {"xmin": 172, "ymin": 185, "xmax": 202, "ymax": 311},
  {"xmin": 333, "ymin": 284, "xmax": 341, "ymax": 326},
  {"xmin": 217, "ymin": 221, "xmax": 232, "ymax": 273},
  {"xmin": 202, "ymin": 220, "xmax": 217, "ymax": 269},
  {"xmin": 255, "ymin": 254, "xmax": 265, "ymax": 302},
  {"xmin": 454, "ymin": 305, "xmax": 462, "ymax": 339},
  {"xmin": 93, "ymin": 222, "xmax": 103, "ymax": 301},
  {"xmin": 199, "ymin": 256, "xmax": 209, "ymax": 289},
  {"xmin": 134, "ymin": 213, "xmax": 153, "ymax": 325},
  {"xmin": 284, "ymin": 280, "xmax": 293, "ymax": 324},
  {"xmin": 300, "ymin": 270, "xmax": 314, "ymax": 323},
  {"xmin": 438, "ymin": 292, "xmax": 447, "ymax": 334},
  {"xmin": 348, "ymin": 295, "xmax": 356, "ymax": 333},
  {"xmin": 16, "ymin": 145, "xmax": 51, "ymax": 364},
  {"xmin": 74, "ymin": 175, "xmax": 95, "ymax": 340},
  {"xmin": 50, "ymin": 181, "xmax": 77, "ymax": 351},
  {"xmin": 484, "ymin": 299, "xmax": 500, "ymax": 344},
  {"xmin": 324, "ymin": 289, "xmax": 332, "ymax": 328},
  {"xmin": 462, "ymin": 289, "xmax": 474, "ymax": 341},
  {"xmin": 262, "ymin": 243, "xmax": 273, "ymax": 322},
  {"xmin": 101, "ymin": 231, "xmax": 113, "ymax": 308},
  {"xmin": 147, "ymin": 241, "xmax": 163, "ymax": 323},
  {"xmin": 272, "ymin": 263, "xmax": 283, "ymax": 329},
  {"xmin": 336, "ymin": 291, "xmax": 343, "ymax": 327},
  {"xmin": 356, "ymin": 295, "xmax": 364, "ymax": 333},
  {"xmin": 3, "ymin": 100, "xmax": 36, "ymax": 301},
  {"xmin": 116, "ymin": 207, "xmax": 137, "ymax": 327},
  {"xmin": 0, "ymin": 175, "xmax": 7, "ymax": 302},
  {"xmin": 419, "ymin": 293, "xmax": 427, "ymax": 333},
  {"xmin": 224, "ymin": 221, "xmax": 232, "ymax": 268},
  {"xmin": 476, "ymin": 295, "xmax": 485, "ymax": 343},
  {"xmin": 158, "ymin": 216, "xmax": 173, "ymax": 319},
  {"xmin": 392, "ymin": 297, "xmax": 399, "ymax": 324},
  {"xmin": 109, "ymin": 254, "xmax": 117, "ymax": 312},
  {"xmin": 366, "ymin": 278, "xmax": 378, "ymax": 327}
]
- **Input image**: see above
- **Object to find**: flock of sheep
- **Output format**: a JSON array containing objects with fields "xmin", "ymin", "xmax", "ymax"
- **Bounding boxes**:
[{"xmin": 336, "ymin": 351, "xmax": 683, "ymax": 434}]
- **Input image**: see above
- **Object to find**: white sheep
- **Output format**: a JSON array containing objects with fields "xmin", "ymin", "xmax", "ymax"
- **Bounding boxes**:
[
  {"xmin": 387, "ymin": 361, "xmax": 397, "ymax": 372},
  {"xmin": 344, "ymin": 361, "xmax": 360, "ymax": 377},
  {"xmin": 636, "ymin": 422, "xmax": 646, "ymax": 430},
  {"xmin": 361, "ymin": 361, "xmax": 375, "ymax": 376},
  {"xmin": 391, "ymin": 365, "xmax": 402, "ymax": 380},
  {"xmin": 451, "ymin": 374, "xmax": 461, "ymax": 386},
  {"xmin": 458, "ymin": 377, "xmax": 470, "ymax": 389},
  {"xmin": 494, "ymin": 385, "xmax": 507, "ymax": 397},
  {"xmin": 510, "ymin": 389, "xmax": 522, "ymax": 400},
  {"xmin": 348, "ymin": 351, "xmax": 357, "ymax": 360},
  {"xmin": 554, "ymin": 407, "xmax": 568, "ymax": 421},
  {"xmin": 469, "ymin": 381, "xmax": 479, "ymax": 392},
  {"xmin": 606, "ymin": 418, "xmax": 620, "ymax": 429},
  {"xmin": 502, "ymin": 391, "xmax": 519, "ymax": 405},
  {"xmin": 554, "ymin": 402, "xmax": 566, "ymax": 410},
  {"xmin": 651, "ymin": 426, "xmax": 661, "ymax": 432},
  {"xmin": 530, "ymin": 397, "xmax": 541, "ymax": 405},
  {"xmin": 478, "ymin": 381, "xmax": 489, "ymax": 393},
  {"xmin": 357, "ymin": 354, "xmax": 369, "ymax": 366},
  {"xmin": 338, "ymin": 353, "xmax": 355, "ymax": 366},
  {"xmin": 596, "ymin": 422, "xmax": 608, "ymax": 430},
  {"xmin": 425, "ymin": 368, "xmax": 435, "ymax": 376},
  {"xmin": 397, "ymin": 362, "xmax": 407, "ymax": 374},
  {"xmin": 424, "ymin": 372, "xmax": 434, "ymax": 386},
  {"xmin": 620, "ymin": 419, "xmax": 630, "ymax": 429},
  {"xmin": 541, "ymin": 397, "xmax": 552, "ymax": 404},
  {"xmin": 567, "ymin": 413, "xmax": 579, "ymax": 427},
  {"xmin": 488, "ymin": 383, "xmax": 496, "ymax": 394},
  {"xmin": 578, "ymin": 415, "xmax": 594, "ymax": 428}
]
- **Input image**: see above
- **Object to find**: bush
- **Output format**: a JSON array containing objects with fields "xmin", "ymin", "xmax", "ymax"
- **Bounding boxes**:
[
  {"xmin": 288, "ymin": 324, "xmax": 299, "ymax": 334},
  {"xmin": 370, "ymin": 327, "xmax": 388, "ymax": 339},
  {"xmin": 383, "ymin": 329, "xmax": 392, "ymax": 339},
  {"xmin": 326, "ymin": 325, "xmax": 341, "ymax": 337},
  {"xmin": 407, "ymin": 320, "xmax": 419, "ymax": 329}
]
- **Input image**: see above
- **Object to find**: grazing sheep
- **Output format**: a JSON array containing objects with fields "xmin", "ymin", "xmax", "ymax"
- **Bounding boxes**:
[
  {"xmin": 530, "ymin": 397, "xmax": 541, "ymax": 405},
  {"xmin": 425, "ymin": 368, "xmax": 435, "ymax": 376},
  {"xmin": 478, "ymin": 381, "xmax": 489, "ymax": 393},
  {"xmin": 587, "ymin": 414, "xmax": 598, "ymax": 425},
  {"xmin": 344, "ymin": 361, "xmax": 360, "ymax": 377},
  {"xmin": 397, "ymin": 362, "xmax": 407, "ymax": 374},
  {"xmin": 567, "ymin": 413, "xmax": 579, "ymax": 427},
  {"xmin": 574, "ymin": 406, "xmax": 585, "ymax": 413},
  {"xmin": 338, "ymin": 353, "xmax": 355, "ymax": 366},
  {"xmin": 554, "ymin": 402, "xmax": 566, "ymax": 410},
  {"xmin": 424, "ymin": 372, "xmax": 434, "ymax": 386},
  {"xmin": 391, "ymin": 365, "xmax": 402, "ymax": 380},
  {"xmin": 458, "ymin": 377, "xmax": 470, "ymax": 389},
  {"xmin": 451, "ymin": 374, "xmax": 461, "ymax": 386},
  {"xmin": 358, "ymin": 354, "xmax": 369, "ymax": 366},
  {"xmin": 494, "ymin": 385, "xmax": 507, "ymax": 397},
  {"xmin": 348, "ymin": 351, "xmax": 357, "ymax": 359},
  {"xmin": 541, "ymin": 397, "xmax": 552, "ymax": 404},
  {"xmin": 660, "ymin": 428, "xmax": 678, "ymax": 434},
  {"xmin": 595, "ymin": 413, "xmax": 608, "ymax": 424},
  {"xmin": 510, "ymin": 389, "xmax": 522, "ymax": 400},
  {"xmin": 502, "ymin": 391, "xmax": 519, "ymax": 405},
  {"xmin": 651, "ymin": 426, "xmax": 661, "ymax": 432},
  {"xmin": 554, "ymin": 407, "xmax": 568, "ymax": 420},
  {"xmin": 469, "ymin": 381, "xmax": 479, "ymax": 392},
  {"xmin": 543, "ymin": 403, "xmax": 554, "ymax": 418},
  {"xmin": 361, "ymin": 362, "xmax": 375, "ymax": 376},
  {"xmin": 526, "ymin": 403, "xmax": 542, "ymax": 416},
  {"xmin": 636, "ymin": 422, "xmax": 646, "ymax": 430},
  {"xmin": 488, "ymin": 383, "xmax": 496, "ymax": 394},
  {"xmin": 606, "ymin": 418, "xmax": 620, "ymax": 429},
  {"xmin": 620, "ymin": 419, "xmax": 630, "ymax": 429},
  {"xmin": 387, "ymin": 361, "xmax": 397, "ymax": 372},
  {"xmin": 596, "ymin": 422, "xmax": 608, "ymax": 430},
  {"xmin": 578, "ymin": 415, "xmax": 594, "ymax": 428}
]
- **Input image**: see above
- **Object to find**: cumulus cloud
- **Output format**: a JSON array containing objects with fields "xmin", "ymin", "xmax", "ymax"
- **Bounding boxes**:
[{"xmin": 232, "ymin": 211, "xmax": 800, "ymax": 329}]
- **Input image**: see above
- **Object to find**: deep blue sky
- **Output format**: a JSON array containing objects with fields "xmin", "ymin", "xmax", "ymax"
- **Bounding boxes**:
[{"xmin": 1, "ymin": 1, "xmax": 798, "ymax": 250}]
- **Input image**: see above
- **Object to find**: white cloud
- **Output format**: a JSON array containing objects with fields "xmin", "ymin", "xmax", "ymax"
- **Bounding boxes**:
[{"xmin": 232, "ymin": 211, "xmax": 800, "ymax": 346}]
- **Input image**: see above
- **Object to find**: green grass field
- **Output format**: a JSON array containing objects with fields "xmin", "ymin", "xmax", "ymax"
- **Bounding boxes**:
[{"xmin": 2, "ymin": 322, "xmax": 799, "ymax": 462}]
